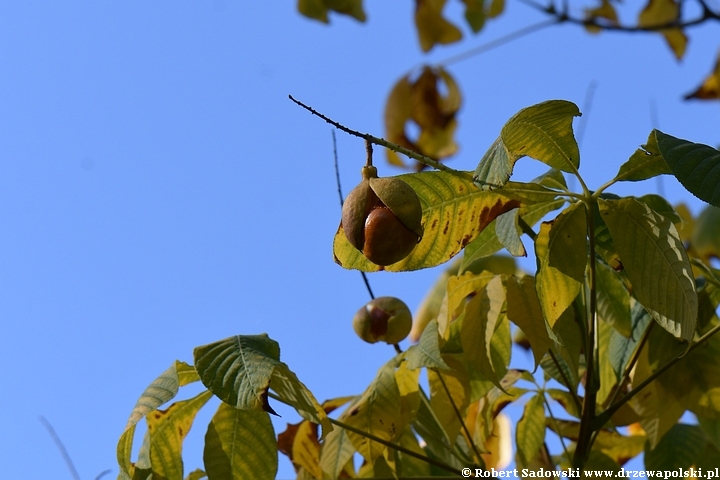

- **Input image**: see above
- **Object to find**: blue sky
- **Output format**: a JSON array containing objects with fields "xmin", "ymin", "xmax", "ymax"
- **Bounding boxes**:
[{"xmin": 0, "ymin": 1, "xmax": 718, "ymax": 478}]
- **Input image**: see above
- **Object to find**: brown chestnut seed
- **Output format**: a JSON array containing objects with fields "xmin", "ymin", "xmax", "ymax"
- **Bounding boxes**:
[
  {"xmin": 341, "ymin": 167, "xmax": 423, "ymax": 266},
  {"xmin": 363, "ymin": 206, "xmax": 419, "ymax": 266},
  {"xmin": 352, "ymin": 296, "xmax": 412, "ymax": 344}
]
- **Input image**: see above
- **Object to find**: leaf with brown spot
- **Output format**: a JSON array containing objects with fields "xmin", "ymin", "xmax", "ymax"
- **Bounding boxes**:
[
  {"xmin": 685, "ymin": 50, "xmax": 720, "ymax": 100},
  {"xmin": 334, "ymin": 171, "xmax": 529, "ymax": 272}
]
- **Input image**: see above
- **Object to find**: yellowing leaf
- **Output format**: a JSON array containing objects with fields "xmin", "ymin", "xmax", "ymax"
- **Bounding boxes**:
[
  {"xmin": 333, "ymin": 171, "xmax": 523, "ymax": 272},
  {"xmin": 599, "ymin": 197, "xmax": 697, "ymax": 340},
  {"xmin": 505, "ymin": 275, "xmax": 554, "ymax": 369},
  {"xmin": 515, "ymin": 394, "xmax": 546, "ymax": 468},
  {"xmin": 384, "ymin": 67, "xmax": 461, "ymax": 168},
  {"xmin": 691, "ymin": 205, "xmax": 720, "ymax": 263},
  {"xmin": 614, "ymin": 130, "xmax": 671, "ymax": 183},
  {"xmin": 428, "ymin": 355, "xmax": 471, "ymax": 445},
  {"xmin": 343, "ymin": 358, "xmax": 403, "ymax": 461},
  {"xmin": 463, "ymin": 0, "xmax": 486, "ymax": 32},
  {"xmin": 584, "ymin": 0, "xmax": 619, "ymax": 33},
  {"xmin": 297, "ymin": 0, "xmax": 366, "ymax": 23},
  {"xmin": 205, "ymin": 404, "xmax": 278, "ymax": 480},
  {"xmin": 685, "ymin": 50, "xmax": 720, "ymax": 100},
  {"xmin": 319, "ymin": 423, "xmax": 356, "ymax": 478},
  {"xmin": 415, "ymin": 0, "xmax": 462, "ymax": 52},
  {"xmin": 146, "ymin": 390, "xmax": 213, "ymax": 480},
  {"xmin": 638, "ymin": 0, "xmax": 686, "ymax": 59},
  {"xmin": 535, "ymin": 202, "xmax": 587, "ymax": 327}
]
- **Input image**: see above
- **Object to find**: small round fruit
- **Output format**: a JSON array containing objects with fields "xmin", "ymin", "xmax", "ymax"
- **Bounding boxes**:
[
  {"xmin": 352, "ymin": 296, "xmax": 412, "ymax": 345},
  {"xmin": 362, "ymin": 206, "xmax": 419, "ymax": 266}
]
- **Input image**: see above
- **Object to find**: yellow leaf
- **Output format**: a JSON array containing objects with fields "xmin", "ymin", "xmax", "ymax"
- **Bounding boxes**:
[
  {"xmin": 584, "ymin": 0, "xmax": 618, "ymax": 34},
  {"xmin": 415, "ymin": 0, "xmax": 463, "ymax": 52},
  {"xmin": 638, "ymin": 0, "xmax": 686, "ymax": 59},
  {"xmin": 685, "ymin": 50, "xmax": 720, "ymax": 101},
  {"xmin": 384, "ymin": 76, "xmax": 414, "ymax": 168},
  {"xmin": 297, "ymin": 0, "xmax": 366, "ymax": 23},
  {"xmin": 481, "ymin": 413, "xmax": 512, "ymax": 469},
  {"xmin": 505, "ymin": 275, "xmax": 554, "ymax": 369},
  {"xmin": 292, "ymin": 421, "xmax": 323, "ymax": 478},
  {"xmin": 535, "ymin": 202, "xmax": 587, "ymax": 327},
  {"xmin": 428, "ymin": 355, "xmax": 471, "ymax": 444}
]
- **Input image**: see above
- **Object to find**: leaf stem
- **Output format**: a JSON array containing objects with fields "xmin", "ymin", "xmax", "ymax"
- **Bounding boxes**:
[
  {"xmin": 549, "ymin": 349, "xmax": 582, "ymax": 412},
  {"xmin": 572, "ymin": 199, "xmax": 599, "ymax": 469},
  {"xmin": 541, "ymin": 392, "xmax": 569, "ymax": 464},
  {"xmin": 435, "ymin": 369, "xmax": 484, "ymax": 462},
  {"xmin": 289, "ymin": 95, "xmax": 467, "ymax": 178},
  {"xmin": 266, "ymin": 391, "xmax": 464, "ymax": 475}
]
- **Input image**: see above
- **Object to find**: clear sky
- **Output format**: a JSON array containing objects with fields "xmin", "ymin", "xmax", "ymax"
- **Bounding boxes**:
[{"xmin": 1, "ymin": 1, "xmax": 718, "ymax": 479}]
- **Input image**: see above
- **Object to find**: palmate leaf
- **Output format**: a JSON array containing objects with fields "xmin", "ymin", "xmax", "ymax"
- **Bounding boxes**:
[
  {"xmin": 146, "ymin": 390, "xmax": 214, "ymax": 480},
  {"xmin": 204, "ymin": 403, "xmax": 277, "ymax": 480},
  {"xmin": 405, "ymin": 319, "xmax": 450, "ymax": 371},
  {"xmin": 515, "ymin": 394, "xmax": 546, "ymax": 468},
  {"xmin": 334, "ymin": 171, "xmax": 533, "ymax": 272},
  {"xmin": 117, "ymin": 361, "xmax": 200, "ymax": 478},
  {"xmin": 428, "ymin": 355, "xmax": 471, "ymax": 445},
  {"xmin": 505, "ymin": 275, "xmax": 555, "ymax": 369},
  {"xmin": 644, "ymin": 424, "xmax": 706, "ymax": 470},
  {"xmin": 599, "ymin": 197, "xmax": 697, "ymax": 340},
  {"xmin": 193, "ymin": 334, "xmax": 331, "ymax": 436},
  {"xmin": 655, "ymin": 130, "xmax": 720, "ymax": 207},
  {"xmin": 319, "ymin": 420, "xmax": 356, "ymax": 479}
]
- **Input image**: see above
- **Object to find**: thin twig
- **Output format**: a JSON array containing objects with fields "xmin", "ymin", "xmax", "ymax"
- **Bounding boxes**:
[
  {"xmin": 438, "ymin": 19, "xmax": 559, "ymax": 67},
  {"xmin": 290, "ymin": 95, "xmax": 468, "ymax": 178},
  {"xmin": 594, "ymin": 320, "xmax": 720, "ymax": 429},
  {"xmin": 94, "ymin": 471, "xmax": 112, "ymax": 480},
  {"xmin": 39, "ymin": 416, "xmax": 82, "ymax": 480},
  {"xmin": 331, "ymin": 129, "xmax": 376, "ymax": 301},
  {"xmin": 267, "ymin": 391, "xmax": 463, "ymax": 476},
  {"xmin": 541, "ymin": 392, "xmax": 569, "ymax": 463},
  {"xmin": 549, "ymin": 349, "xmax": 583, "ymax": 413}
]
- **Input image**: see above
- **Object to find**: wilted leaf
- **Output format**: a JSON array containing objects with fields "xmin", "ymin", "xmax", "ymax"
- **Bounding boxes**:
[
  {"xmin": 535, "ymin": 202, "xmax": 587, "ymax": 327},
  {"xmin": 638, "ymin": 0, "xmax": 686, "ymax": 59},
  {"xmin": 655, "ymin": 130, "xmax": 720, "ymax": 207},
  {"xmin": 685, "ymin": 50, "xmax": 720, "ymax": 100},
  {"xmin": 297, "ymin": 0, "xmax": 366, "ymax": 23},
  {"xmin": 385, "ymin": 67, "xmax": 461, "ymax": 168},
  {"xmin": 584, "ymin": 0, "xmax": 619, "ymax": 33},
  {"xmin": 505, "ymin": 275, "xmax": 554, "ymax": 369},
  {"xmin": 205, "ymin": 403, "xmax": 277, "ymax": 480},
  {"xmin": 146, "ymin": 390, "xmax": 213, "ymax": 480},
  {"xmin": 415, "ymin": 0, "xmax": 463, "ymax": 52},
  {"xmin": 599, "ymin": 197, "xmax": 697, "ymax": 340},
  {"xmin": 614, "ymin": 131, "xmax": 671, "ymax": 182}
]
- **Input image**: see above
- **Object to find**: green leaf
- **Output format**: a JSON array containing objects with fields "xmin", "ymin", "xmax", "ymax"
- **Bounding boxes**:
[
  {"xmin": 461, "ymin": 276, "xmax": 508, "ymax": 387},
  {"xmin": 320, "ymin": 421, "xmax": 356, "ymax": 479},
  {"xmin": 546, "ymin": 389, "xmax": 580, "ymax": 419},
  {"xmin": 343, "ymin": 358, "xmax": 403, "ymax": 461},
  {"xmin": 146, "ymin": 390, "xmax": 213, "ymax": 480},
  {"xmin": 117, "ymin": 361, "xmax": 199, "ymax": 478},
  {"xmin": 193, "ymin": 334, "xmax": 330, "ymax": 436},
  {"xmin": 595, "ymin": 258, "xmax": 631, "ymax": 337},
  {"xmin": 334, "ymin": 171, "xmax": 525, "ymax": 272},
  {"xmin": 535, "ymin": 202, "xmax": 587, "ymax": 327},
  {"xmin": 412, "ymin": 391, "xmax": 460, "ymax": 469},
  {"xmin": 608, "ymin": 300, "xmax": 652, "ymax": 382},
  {"xmin": 204, "ymin": 403, "xmax": 277, "ymax": 480},
  {"xmin": 473, "ymin": 136, "xmax": 518, "ymax": 190},
  {"xmin": 614, "ymin": 131, "xmax": 670, "ymax": 182},
  {"xmin": 495, "ymin": 209, "xmax": 526, "ymax": 257},
  {"xmin": 406, "ymin": 320, "xmax": 450, "ymax": 370},
  {"xmin": 395, "ymin": 426, "xmax": 432, "ymax": 477},
  {"xmin": 532, "ymin": 167, "xmax": 568, "ymax": 191},
  {"xmin": 655, "ymin": 130, "xmax": 720, "ymax": 207},
  {"xmin": 645, "ymin": 424, "xmax": 706, "ymax": 470},
  {"xmin": 503, "ymin": 100, "xmax": 581, "ymax": 172},
  {"xmin": 462, "ymin": 0, "xmax": 486, "ymax": 32},
  {"xmin": 599, "ymin": 197, "xmax": 697, "ymax": 340},
  {"xmin": 185, "ymin": 469, "xmax": 207, "ymax": 480},
  {"xmin": 505, "ymin": 275, "xmax": 554, "ymax": 369},
  {"xmin": 692, "ymin": 205, "xmax": 720, "ymax": 261},
  {"xmin": 515, "ymin": 394, "xmax": 546, "ymax": 468},
  {"xmin": 638, "ymin": 194, "xmax": 682, "ymax": 225}
]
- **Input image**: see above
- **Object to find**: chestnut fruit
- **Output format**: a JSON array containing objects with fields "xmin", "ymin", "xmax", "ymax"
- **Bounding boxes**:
[
  {"xmin": 341, "ymin": 166, "xmax": 423, "ymax": 266},
  {"xmin": 353, "ymin": 296, "xmax": 412, "ymax": 344}
]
